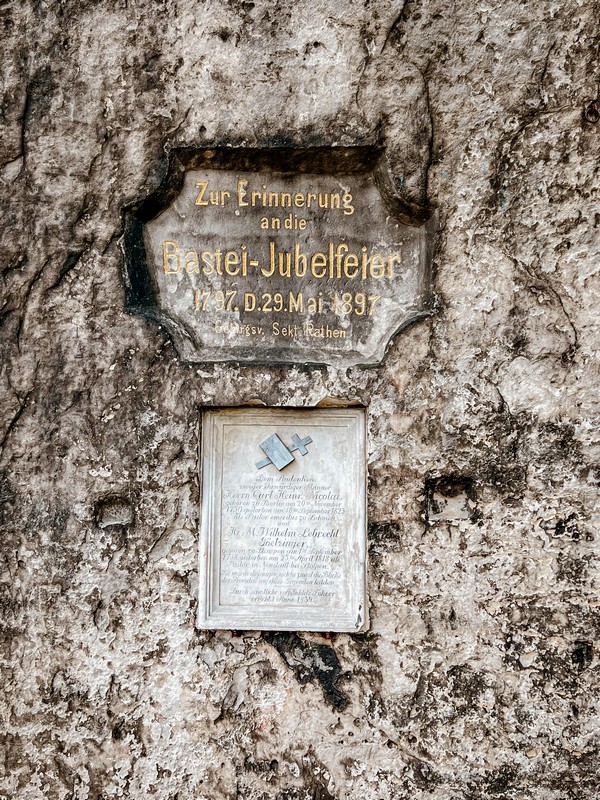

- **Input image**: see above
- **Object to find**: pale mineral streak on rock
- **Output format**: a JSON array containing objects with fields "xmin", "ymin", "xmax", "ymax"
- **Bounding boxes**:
[{"xmin": 1, "ymin": 0, "xmax": 599, "ymax": 798}]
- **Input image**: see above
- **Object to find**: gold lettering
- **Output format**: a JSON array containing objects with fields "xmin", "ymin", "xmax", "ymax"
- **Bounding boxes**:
[
  {"xmin": 184, "ymin": 250, "xmax": 199, "ymax": 273},
  {"xmin": 288, "ymin": 291, "xmax": 303, "ymax": 312},
  {"xmin": 370, "ymin": 254, "xmax": 385, "ymax": 278},
  {"xmin": 283, "ymin": 213, "xmax": 307, "ymax": 230},
  {"xmin": 310, "ymin": 252, "xmax": 327, "ymax": 278},
  {"xmin": 294, "ymin": 243, "xmax": 307, "ymax": 277},
  {"xmin": 232, "ymin": 184, "xmax": 354, "ymax": 213},
  {"xmin": 305, "ymin": 323, "xmax": 346, "ymax": 339},
  {"xmin": 273, "ymin": 322, "xmax": 298, "ymax": 337},
  {"xmin": 260, "ymin": 217, "xmax": 269, "ymax": 229},
  {"xmin": 163, "ymin": 240, "xmax": 180, "ymax": 274},
  {"xmin": 201, "ymin": 250, "xmax": 214, "ymax": 275},
  {"xmin": 387, "ymin": 253, "xmax": 401, "ymax": 277},
  {"xmin": 237, "ymin": 179, "xmax": 249, "ymax": 207},
  {"xmin": 328, "ymin": 242, "xmax": 335, "ymax": 278},
  {"xmin": 334, "ymin": 244, "xmax": 348, "ymax": 279},
  {"xmin": 361, "ymin": 247, "xmax": 369, "ymax": 280},
  {"xmin": 195, "ymin": 181, "xmax": 209, "ymax": 206},
  {"xmin": 343, "ymin": 253, "xmax": 359, "ymax": 278},
  {"xmin": 278, "ymin": 251, "xmax": 291, "ymax": 277},
  {"xmin": 224, "ymin": 251, "xmax": 240, "ymax": 276},
  {"xmin": 342, "ymin": 192, "xmax": 354, "ymax": 215},
  {"xmin": 262, "ymin": 242, "xmax": 276, "ymax": 277},
  {"xmin": 181, "ymin": 239, "xmax": 396, "ymax": 284},
  {"xmin": 205, "ymin": 189, "xmax": 231, "ymax": 206}
]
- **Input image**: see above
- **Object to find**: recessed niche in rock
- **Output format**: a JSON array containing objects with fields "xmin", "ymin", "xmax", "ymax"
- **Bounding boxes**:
[
  {"xmin": 124, "ymin": 148, "xmax": 434, "ymax": 367},
  {"xmin": 198, "ymin": 407, "xmax": 367, "ymax": 632}
]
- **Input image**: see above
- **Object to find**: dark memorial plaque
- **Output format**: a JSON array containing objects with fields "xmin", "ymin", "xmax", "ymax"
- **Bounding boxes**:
[
  {"xmin": 198, "ymin": 408, "xmax": 367, "ymax": 632},
  {"xmin": 124, "ymin": 149, "xmax": 433, "ymax": 367}
]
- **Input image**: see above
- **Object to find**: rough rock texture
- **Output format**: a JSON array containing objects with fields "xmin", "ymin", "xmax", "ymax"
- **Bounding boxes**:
[{"xmin": 1, "ymin": 1, "xmax": 599, "ymax": 798}]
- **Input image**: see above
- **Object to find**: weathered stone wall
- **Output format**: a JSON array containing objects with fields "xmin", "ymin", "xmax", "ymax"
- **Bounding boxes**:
[{"xmin": 1, "ymin": 1, "xmax": 599, "ymax": 798}]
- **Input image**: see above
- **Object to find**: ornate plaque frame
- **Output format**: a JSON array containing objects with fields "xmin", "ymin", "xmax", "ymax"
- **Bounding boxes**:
[{"xmin": 123, "ymin": 148, "xmax": 434, "ymax": 367}]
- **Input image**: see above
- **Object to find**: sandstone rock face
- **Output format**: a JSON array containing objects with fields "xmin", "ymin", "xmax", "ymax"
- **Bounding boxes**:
[{"xmin": 1, "ymin": 2, "xmax": 599, "ymax": 798}]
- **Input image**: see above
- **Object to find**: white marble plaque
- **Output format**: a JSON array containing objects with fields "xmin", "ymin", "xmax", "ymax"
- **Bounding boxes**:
[{"xmin": 198, "ymin": 408, "xmax": 368, "ymax": 631}]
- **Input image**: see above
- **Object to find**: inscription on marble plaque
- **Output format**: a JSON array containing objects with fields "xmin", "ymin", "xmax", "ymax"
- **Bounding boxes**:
[
  {"xmin": 198, "ymin": 408, "xmax": 367, "ymax": 632},
  {"xmin": 125, "ymin": 149, "xmax": 433, "ymax": 367}
]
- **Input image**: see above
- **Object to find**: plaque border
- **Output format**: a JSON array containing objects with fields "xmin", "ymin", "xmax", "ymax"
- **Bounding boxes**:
[{"xmin": 198, "ymin": 407, "xmax": 368, "ymax": 632}]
